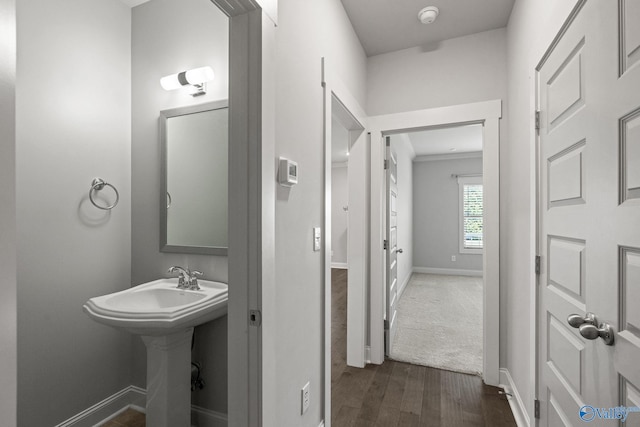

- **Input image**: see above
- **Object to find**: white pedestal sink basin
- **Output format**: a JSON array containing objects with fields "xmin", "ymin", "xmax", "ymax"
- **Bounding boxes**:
[{"xmin": 83, "ymin": 278, "xmax": 228, "ymax": 427}]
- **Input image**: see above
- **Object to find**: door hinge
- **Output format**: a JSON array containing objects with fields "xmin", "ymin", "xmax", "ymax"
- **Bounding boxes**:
[
  {"xmin": 384, "ymin": 159, "xmax": 388, "ymax": 169},
  {"xmin": 535, "ymin": 110, "xmax": 541, "ymax": 133},
  {"xmin": 383, "ymin": 239, "xmax": 388, "ymax": 250},
  {"xmin": 535, "ymin": 255, "xmax": 541, "ymax": 275},
  {"xmin": 534, "ymin": 399, "xmax": 541, "ymax": 419},
  {"xmin": 249, "ymin": 309, "xmax": 262, "ymax": 326}
]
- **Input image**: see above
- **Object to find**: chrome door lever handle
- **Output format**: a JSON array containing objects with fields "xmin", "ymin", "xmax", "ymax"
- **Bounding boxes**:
[
  {"xmin": 579, "ymin": 322, "xmax": 615, "ymax": 346},
  {"xmin": 397, "ymin": 248, "xmax": 404, "ymax": 254},
  {"xmin": 567, "ymin": 312, "xmax": 597, "ymax": 328}
]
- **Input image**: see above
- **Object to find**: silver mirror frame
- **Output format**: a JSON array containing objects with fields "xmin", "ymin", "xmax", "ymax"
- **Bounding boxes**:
[{"xmin": 159, "ymin": 99, "xmax": 229, "ymax": 255}]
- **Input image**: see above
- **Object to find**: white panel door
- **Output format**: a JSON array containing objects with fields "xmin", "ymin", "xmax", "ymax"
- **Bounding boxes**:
[
  {"xmin": 538, "ymin": 0, "xmax": 640, "ymax": 425},
  {"xmin": 385, "ymin": 136, "xmax": 399, "ymax": 356}
]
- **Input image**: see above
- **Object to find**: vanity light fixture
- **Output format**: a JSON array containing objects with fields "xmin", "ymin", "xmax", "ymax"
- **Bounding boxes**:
[{"xmin": 160, "ymin": 66, "xmax": 214, "ymax": 97}]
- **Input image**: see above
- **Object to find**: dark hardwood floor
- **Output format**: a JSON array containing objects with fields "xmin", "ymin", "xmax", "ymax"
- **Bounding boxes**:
[
  {"xmin": 99, "ymin": 408, "xmax": 145, "ymax": 427},
  {"xmin": 330, "ymin": 268, "xmax": 516, "ymax": 427}
]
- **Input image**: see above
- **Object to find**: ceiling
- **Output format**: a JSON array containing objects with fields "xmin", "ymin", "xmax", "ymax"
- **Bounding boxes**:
[
  {"xmin": 121, "ymin": 1, "xmax": 515, "ymax": 57},
  {"xmin": 340, "ymin": 0, "xmax": 515, "ymax": 56},
  {"xmin": 118, "ymin": 0, "xmax": 149, "ymax": 7},
  {"xmin": 404, "ymin": 124, "xmax": 482, "ymax": 157}
]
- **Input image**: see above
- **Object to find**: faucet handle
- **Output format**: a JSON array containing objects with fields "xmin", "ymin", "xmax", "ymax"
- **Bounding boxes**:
[{"xmin": 189, "ymin": 270, "xmax": 203, "ymax": 290}]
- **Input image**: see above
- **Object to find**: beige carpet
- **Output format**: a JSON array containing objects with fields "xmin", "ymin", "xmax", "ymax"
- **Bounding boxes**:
[{"xmin": 390, "ymin": 273, "xmax": 483, "ymax": 375}]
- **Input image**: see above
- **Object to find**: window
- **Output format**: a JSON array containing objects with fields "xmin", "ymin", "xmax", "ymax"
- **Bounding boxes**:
[{"xmin": 458, "ymin": 176, "xmax": 483, "ymax": 253}]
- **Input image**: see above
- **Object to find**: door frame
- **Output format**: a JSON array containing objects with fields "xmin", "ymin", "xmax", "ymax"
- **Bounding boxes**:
[
  {"xmin": 208, "ymin": 2, "xmax": 277, "ymax": 426},
  {"xmin": 0, "ymin": 0, "xmax": 18, "ymax": 424},
  {"xmin": 322, "ymin": 58, "xmax": 369, "ymax": 427},
  {"xmin": 368, "ymin": 100, "xmax": 502, "ymax": 386}
]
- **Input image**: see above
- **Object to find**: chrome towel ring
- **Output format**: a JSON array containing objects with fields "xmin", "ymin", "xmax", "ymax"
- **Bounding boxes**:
[{"xmin": 89, "ymin": 178, "xmax": 119, "ymax": 210}]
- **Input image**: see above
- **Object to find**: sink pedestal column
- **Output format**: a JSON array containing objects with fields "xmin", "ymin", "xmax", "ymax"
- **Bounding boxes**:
[{"xmin": 141, "ymin": 328, "xmax": 194, "ymax": 427}]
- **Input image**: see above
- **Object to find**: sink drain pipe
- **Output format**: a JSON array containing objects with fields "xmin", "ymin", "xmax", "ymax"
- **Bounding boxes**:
[{"xmin": 191, "ymin": 362, "xmax": 205, "ymax": 391}]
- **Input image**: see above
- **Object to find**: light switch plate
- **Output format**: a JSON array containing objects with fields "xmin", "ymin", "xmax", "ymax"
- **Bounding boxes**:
[{"xmin": 313, "ymin": 227, "xmax": 321, "ymax": 251}]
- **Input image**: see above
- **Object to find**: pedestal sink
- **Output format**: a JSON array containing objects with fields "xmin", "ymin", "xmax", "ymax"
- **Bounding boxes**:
[{"xmin": 83, "ymin": 278, "xmax": 228, "ymax": 427}]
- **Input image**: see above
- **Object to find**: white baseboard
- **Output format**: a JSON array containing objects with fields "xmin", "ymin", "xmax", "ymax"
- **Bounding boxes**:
[
  {"xmin": 365, "ymin": 345, "xmax": 371, "ymax": 363},
  {"xmin": 55, "ymin": 385, "xmax": 227, "ymax": 427},
  {"xmin": 191, "ymin": 404, "xmax": 228, "ymax": 427},
  {"xmin": 397, "ymin": 272, "xmax": 412, "ymax": 298},
  {"xmin": 499, "ymin": 368, "xmax": 530, "ymax": 427},
  {"xmin": 331, "ymin": 262, "xmax": 348, "ymax": 269},
  {"xmin": 54, "ymin": 386, "xmax": 146, "ymax": 427},
  {"xmin": 412, "ymin": 266, "xmax": 483, "ymax": 277}
]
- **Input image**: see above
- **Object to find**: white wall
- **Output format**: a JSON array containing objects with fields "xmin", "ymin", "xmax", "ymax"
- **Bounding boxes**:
[
  {"xmin": 0, "ymin": 0, "xmax": 17, "ymax": 423},
  {"xmin": 331, "ymin": 113, "xmax": 349, "ymax": 267},
  {"xmin": 412, "ymin": 155, "xmax": 483, "ymax": 273},
  {"xmin": 504, "ymin": 0, "xmax": 578, "ymax": 421},
  {"xmin": 273, "ymin": 0, "xmax": 366, "ymax": 424},
  {"xmin": 331, "ymin": 165, "xmax": 348, "ymax": 266},
  {"xmin": 367, "ymin": 28, "xmax": 507, "ymax": 116},
  {"xmin": 16, "ymin": 1, "xmax": 132, "ymax": 424},
  {"xmin": 131, "ymin": 0, "xmax": 229, "ymax": 413},
  {"xmin": 390, "ymin": 135, "xmax": 414, "ymax": 294}
]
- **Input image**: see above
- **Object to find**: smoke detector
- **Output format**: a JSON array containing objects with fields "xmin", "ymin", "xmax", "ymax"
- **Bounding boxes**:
[{"xmin": 418, "ymin": 6, "xmax": 439, "ymax": 24}]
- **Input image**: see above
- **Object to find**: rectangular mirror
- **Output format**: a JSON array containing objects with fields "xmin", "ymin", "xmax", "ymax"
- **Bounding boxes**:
[{"xmin": 160, "ymin": 100, "xmax": 228, "ymax": 255}]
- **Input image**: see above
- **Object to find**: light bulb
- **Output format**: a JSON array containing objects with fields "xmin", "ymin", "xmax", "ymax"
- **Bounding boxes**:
[
  {"xmin": 160, "ymin": 66, "xmax": 215, "ymax": 91},
  {"xmin": 160, "ymin": 73, "xmax": 183, "ymax": 90},
  {"xmin": 185, "ymin": 66, "xmax": 214, "ymax": 85}
]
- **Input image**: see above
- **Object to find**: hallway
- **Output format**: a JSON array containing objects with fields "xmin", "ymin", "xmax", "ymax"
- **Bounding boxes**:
[{"xmin": 330, "ymin": 269, "xmax": 516, "ymax": 426}]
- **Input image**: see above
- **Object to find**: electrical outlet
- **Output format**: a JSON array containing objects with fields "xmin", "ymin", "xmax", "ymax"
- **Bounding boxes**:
[
  {"xmin": 451, "ymin": 255, "xmax": 456, "ymax": 262},
  {"xmin": 301, "ymin": 381, "xmax": 310, "ymax": 414}
]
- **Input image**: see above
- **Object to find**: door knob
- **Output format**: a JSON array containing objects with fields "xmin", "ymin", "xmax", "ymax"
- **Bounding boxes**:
[
  {"xmin": 567, "ymin": 312, "xmax": 597, "ymax": 328},
  {"xmin": 579, "ymin": 322, "xmax": 615, "ymax": 346},
  {"xmin": 397, "ymin": 248, "xmax": 404, "ymax": 254}
]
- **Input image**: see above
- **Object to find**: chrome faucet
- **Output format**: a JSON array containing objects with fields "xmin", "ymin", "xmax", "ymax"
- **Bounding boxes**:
[
  {"xmin": 168, "ymin": 266, "xmax": 190, "ymax": 289},
  {"xmin": 168, "ymin": 266, "xmax": 203, "ymax": 290}
]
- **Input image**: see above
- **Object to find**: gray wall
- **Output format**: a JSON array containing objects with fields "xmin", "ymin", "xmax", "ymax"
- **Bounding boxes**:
[
  {"xmin": 273, "ymin": 0, "xmax": 367, "ymax": 424},
  {"xmin": 16, "ymin": 0, "xmax": 133, "ymax": 425},
  {"xmin": 331, "ymin": 165, "xmax": 348, "ymax": 266},
  {"xmin": 413, "ymin": 155, "xmax": 483, "ymax": 272},
  {"xmin": 505, "ymin": 0, "xmax": 578, "ymax": 420},
  {"xmin": 0, "ymin": 0, "xmax": 17, "ymax": 423},
  {"xmin": 391, "ymin": 135, "xmax": 414, "ymax": 294},
  {"xmin": 367, "ymin": 28, "xmax": 507, "ymax": 115},
  {"xmin": 131, "ymin": 0, "xmax": 229, "ymax": 413}
]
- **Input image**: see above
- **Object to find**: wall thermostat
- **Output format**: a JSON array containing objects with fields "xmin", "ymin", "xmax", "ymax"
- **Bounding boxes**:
[{"xmin": 279, "ymin": 157, "xmax": 298, "ymax": 187}]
